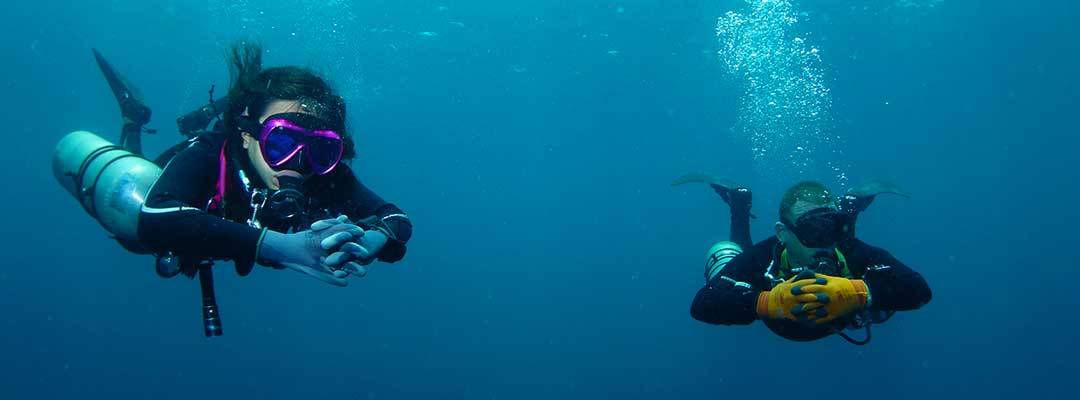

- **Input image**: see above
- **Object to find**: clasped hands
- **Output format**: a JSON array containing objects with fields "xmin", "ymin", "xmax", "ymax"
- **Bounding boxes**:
[
  {"xmin": 757, "ymin": 270, "xmax": 870, "ymax": 324},
  {"xmin": 257, "ymin": 215, "xmax": 389, "ymax": 287}
]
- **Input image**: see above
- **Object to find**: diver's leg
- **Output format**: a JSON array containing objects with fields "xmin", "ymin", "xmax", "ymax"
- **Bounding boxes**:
[
  {"xmin": 728, "ymin": 188, "xmax": 752, "ymax": 249},
  {"xmin": 712, "ymin": 184, "xmax": 753, "ymax": 249},
  {"xmin": 120, "ymin": 122, "xmax": 143, "ymax": 156}
]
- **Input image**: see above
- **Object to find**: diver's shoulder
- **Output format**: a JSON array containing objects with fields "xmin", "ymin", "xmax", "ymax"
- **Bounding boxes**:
[
  {"xmin": 749, "ymin": 237, "xmax": 779, "ymax": 253},
  {"xmin": 741, "ymin": 237, "xmax": 779, "ymax": 263},
  {"xmin": 844, "ymin": 238, "xmax": 895, "ymax": 259},
  {"xmin": 152, "ymin": 132, "xmax": 227, "ymax": 172},
  {"xmin": 175, "ymin": 131, "xmax": 227, "ymax": 157},
  {"xmin": 846, "ymin": 237, "xmax": 884, "ymax": 251},
  {"xmin": 192, "ymin": 130, "xmax": 228, "ymax": 149}
]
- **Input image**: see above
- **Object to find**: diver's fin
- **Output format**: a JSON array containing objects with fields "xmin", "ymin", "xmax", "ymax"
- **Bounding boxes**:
[
  {"xmin": 92, "ymin": 48, "xmax": 152, "ymax": 155},
  {"xmin": 670, "ymin": 172, "xmax": 735, "ymax": 190},
  {"xmin": 842, "ymin": 180, "xmax": 910, "ymax": 214},
  {"xmin": 672, "ymin": 172, "xmax": 755, "ymax": 218},
  {"xmin": 847, "ymin": 180, "xmax": 910, "ymax": 199},
  {"xmin": 92, "ymin": 49, "xmax": 152, "ymax": 126}
]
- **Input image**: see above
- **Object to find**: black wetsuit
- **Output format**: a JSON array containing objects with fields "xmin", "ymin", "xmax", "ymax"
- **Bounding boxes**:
[
  {"xmin": 690, "ymin": 237, "xmax": 931, "ymax": 341},
  {"xmin": 137, "ymin": 132, "xmax": 412, "ymax": 274}
]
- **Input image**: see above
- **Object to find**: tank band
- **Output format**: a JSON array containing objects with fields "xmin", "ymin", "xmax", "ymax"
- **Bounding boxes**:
[{"xmin": 71, "ymin": 145, "xmax": 142, "ymax": 219}]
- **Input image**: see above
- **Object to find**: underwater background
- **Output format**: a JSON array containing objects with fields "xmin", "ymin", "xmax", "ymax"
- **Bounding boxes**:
[{"xmin": 2, "ymin": 0, "xmax": 1077, "ymax": 398}]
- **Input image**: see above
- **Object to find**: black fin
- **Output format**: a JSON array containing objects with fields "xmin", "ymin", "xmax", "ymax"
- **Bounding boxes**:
[
  {"xmin": 92, "ymin": 48, "xmax": 152, "ymax": 154},
  {"xmin": 672, "ymin": 172, "xmax": 756, "ymax": 219},
  {"xmin": 842, "ymin": 180, "xmax": 910, "ymax": 214}
]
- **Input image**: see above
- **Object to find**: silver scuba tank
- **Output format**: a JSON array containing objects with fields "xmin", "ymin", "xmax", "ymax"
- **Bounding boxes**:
[
  {"xmin": 705, "ymin": 241, "xmax": 743, "ymax": 282},
  {"xmin": 52, "ymin": 130, "xmax": 162, "ymax": 251}
]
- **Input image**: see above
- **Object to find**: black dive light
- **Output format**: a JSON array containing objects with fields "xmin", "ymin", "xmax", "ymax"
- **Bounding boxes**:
[
  {"xmin": 197, "ymin": 263, "xmax": 223, "ymax": 337},
  {"xmin": 177, "ymin": 96, "xmax": 229, "ymax": 138}
]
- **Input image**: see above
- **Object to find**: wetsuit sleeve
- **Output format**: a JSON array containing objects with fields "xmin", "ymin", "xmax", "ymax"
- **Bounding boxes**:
[
  {"xmin": 859, "ymin": 246, "xmax": 933, "ymax": 312},
  {"xmin": 690, "ymin": 251, "xmax": 763, "ymax": 325},
  {"xmin": 137, "ymin": 140, "xmax": 263, "ymax": 266},
  {"xmin": 330, "ymin": 165, "xmax": 413, "ymax": 263}
]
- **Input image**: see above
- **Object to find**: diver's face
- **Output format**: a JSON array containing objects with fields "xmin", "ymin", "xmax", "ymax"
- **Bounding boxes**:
[
  {"xmin": 776, "ymin": 201, "xmax": 837, "ymax": 267},
  {"xmin": 241, "ymin": 99, "xmax": 310, "ymax": 190}
]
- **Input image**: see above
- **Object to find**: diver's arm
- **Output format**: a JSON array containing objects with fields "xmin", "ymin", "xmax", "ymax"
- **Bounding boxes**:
[
  {"xmin": 137, "ymin": 140, "xmax": 263, "ymax": 265},
  {"xmin": 365, "ymin": 202, "xmax": 412, "ymax": 262},
  {"xmin": 330, "ymin": 165, "xmax": 413, "ymax": 262},
  {"xmin": 690, "ymin": 254, "xmax": 762, "ymax": 325},
  {"xmin": 691, "ymin": 241, "xmax": 837, "ymax": 341},
  {"xmin": 860, "ymin": 247, "xmax": 932, "ymax": 311}
]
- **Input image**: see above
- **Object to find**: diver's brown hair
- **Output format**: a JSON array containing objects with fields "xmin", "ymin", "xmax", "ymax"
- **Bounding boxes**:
[{"xmin": 223, "ymin": 42, "xmax": 354, "ymax": 160}]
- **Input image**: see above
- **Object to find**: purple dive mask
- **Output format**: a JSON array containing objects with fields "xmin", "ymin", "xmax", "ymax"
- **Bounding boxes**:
[{"xmin": 241, "ymin": 112, "xmax": 344, "ymax": 175}]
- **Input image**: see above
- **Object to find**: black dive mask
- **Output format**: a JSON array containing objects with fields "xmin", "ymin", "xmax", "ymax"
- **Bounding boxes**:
[
  {"xmin": 789, "ymin": 207, "xmax": 852, "ymax": 248},
  {"xmin": 259, "ymin": 175, "xmax": 308, "ymax": 232}
]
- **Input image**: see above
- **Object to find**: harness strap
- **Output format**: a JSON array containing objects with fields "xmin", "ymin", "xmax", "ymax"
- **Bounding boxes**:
[{"xmin": 210, "ymin": 140, "xmax": 228, "ymax": 211}]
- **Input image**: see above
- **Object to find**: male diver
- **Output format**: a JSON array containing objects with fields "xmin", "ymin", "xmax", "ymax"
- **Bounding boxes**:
[
  {"xmin": 679, "ymin": 178, "xmax": 930, "ymax": 343},
  {"xmin": 54, "ymin": 44, "xmax": 412, "ymax": 336}
]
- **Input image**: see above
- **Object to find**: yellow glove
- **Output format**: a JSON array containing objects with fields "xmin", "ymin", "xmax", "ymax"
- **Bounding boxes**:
[
  {"xmin": 790, "ymin": 274, "xmax": 870, "ymax": 324},
  {"xmin": 756, "ymin": 276, "xmax": 824, "ymax": 321}
]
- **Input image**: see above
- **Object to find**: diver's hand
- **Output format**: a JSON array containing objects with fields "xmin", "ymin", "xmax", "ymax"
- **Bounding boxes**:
[
  {"xmin": 336, "ymin": 230, "xmax": 389, "ymax": 266},
  {"xmin": 278, "ymin": 262, "xmax": 350, "ymax": 286},
  {"xmin": 311, "ymin": 215, "xmax": 352, "ymax": 233},
  {"xmin": 790, "ymin": 273, "xmax": 870, "ymax": 324},
  {"xmin": 257, "ymin": 220, "xmax": 364, "ymax": 286},
  {"xmin": 312, "ymin": 215, "xmax": 372, "ymax": 278},
  {"xmin": 311, "ymin": 215, "xmax": 365, "ymax": 252},
  {"xmin": 322, "ymin": 251, "xmax": 369, "ymax": 278},
  {"xmin": 756, "ymin": 274, "xmax": 823, "ymax": 321}
]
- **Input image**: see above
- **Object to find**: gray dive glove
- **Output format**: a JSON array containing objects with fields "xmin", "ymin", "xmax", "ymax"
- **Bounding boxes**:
[{"xmin": 257, "ymin": 215, "xmax": 366, "ymax": 286}]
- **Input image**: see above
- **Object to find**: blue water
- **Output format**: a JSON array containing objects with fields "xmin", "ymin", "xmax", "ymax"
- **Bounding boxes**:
[{"xmin": 2, "ymin": 0, "xmax": 1077, "ymax": 398}]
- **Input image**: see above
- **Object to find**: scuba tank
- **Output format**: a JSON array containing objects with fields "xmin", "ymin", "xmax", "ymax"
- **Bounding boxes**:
[
  {"xmin": 52, "ymin": 130, "xmax": 161, "ymax": 253},
  {"xmin": 704, "ymin": 241, "xmax": 743, "ymax": 282},
  {"xmin": 52, "ymin": 49, "xmax": 237, "ymax": 338},
  {"xmin": 53, "ymin": 129, "xmax": 223, "ymax": 337}
]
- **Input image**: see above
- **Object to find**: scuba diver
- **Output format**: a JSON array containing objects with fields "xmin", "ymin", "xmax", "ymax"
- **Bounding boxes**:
[
  {"xmin": 52, "ymin": 43, "xmax": 412, "ymax": 336},
  {"xmin": 674, "ymin": 176, "xmax": 930, "ymax": 344}
]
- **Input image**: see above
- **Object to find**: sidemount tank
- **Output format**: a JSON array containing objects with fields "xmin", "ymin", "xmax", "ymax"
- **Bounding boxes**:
[
  {"xmin": 53, "ymin": 131, "xmax": 162, "ymax": 252},
  {"xmin": 705, "ymin": 241, "xmax": 743, "ymax": 282}
]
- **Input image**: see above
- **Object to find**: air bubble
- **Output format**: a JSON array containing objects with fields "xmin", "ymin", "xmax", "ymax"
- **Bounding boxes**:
[{"xmin": 716, "ymin": 0, "xmax": 846, "ymax": 183}]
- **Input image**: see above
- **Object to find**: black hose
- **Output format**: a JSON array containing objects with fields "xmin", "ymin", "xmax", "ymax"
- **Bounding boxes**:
[
  {"xmin": 837, "ymin": 323, "xmax": 871, "ymax": 346},
  {"xmin": 834, "ymin": 309, "xmax": 887, "ymax": 346}
]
